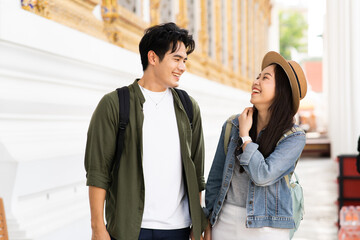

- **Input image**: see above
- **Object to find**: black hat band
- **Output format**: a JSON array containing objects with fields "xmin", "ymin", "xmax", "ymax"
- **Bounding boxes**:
[{"xmin": 288, "ymin": 62, "xmax": 302, "ymax": 99}]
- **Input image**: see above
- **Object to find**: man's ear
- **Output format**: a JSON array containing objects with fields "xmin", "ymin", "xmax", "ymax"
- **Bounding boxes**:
[{"xmin": 147, "ymin": 50, "xmax": 158, "ymax": 66}]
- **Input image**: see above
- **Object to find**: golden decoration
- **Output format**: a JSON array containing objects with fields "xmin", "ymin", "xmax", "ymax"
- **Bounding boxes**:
[
  {"xmin": 227, "ymin": 0, "xmax": 233, "ymax": 71},
  {"xmin": 215, "ymin": 0, "xmax": 222, "ymax": 65},
  {"xmin": 150, "ymin": 0, "xmax": 160, "ymax": 26},
  {"xmin": 176, "ymin": 0, "xmax": 188, "ymax": 28},
  {"xmin": 21, "ymin": 0, "xmax": 50, "ymax": 18},
  {"xmin": 198, "ymin": 0, "xmax": 209, "ymax": 59},
  {"xmin": 19, "ymin": 0, "xmax": 272, "ymax": 91},
  {"xmin": 103, "ymin": 21, "xmax": 124, "ymax": 46},
  {"xmin": 237, "ymin": 0, "xmax": 242, "ymax": 76},
  {"xmin": 102, "ymin": 0, "xmax": 118, "ymax": 23}
]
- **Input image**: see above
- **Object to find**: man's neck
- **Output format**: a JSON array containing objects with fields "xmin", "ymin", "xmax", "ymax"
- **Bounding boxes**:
[{"xmin": 139, "ymin": 74, "xmax": 167, "ymax": 92}]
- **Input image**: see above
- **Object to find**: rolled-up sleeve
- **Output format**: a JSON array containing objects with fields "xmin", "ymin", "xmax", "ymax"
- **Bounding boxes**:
[{"xmin": 84, "ymin": 92, "xmax": 118, "ymax": 190}]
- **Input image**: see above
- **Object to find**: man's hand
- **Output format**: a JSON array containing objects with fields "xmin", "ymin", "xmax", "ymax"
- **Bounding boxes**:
[
  {"xmin": 190, "ymin": 228, "xmax": 195, "ymax": 240},
  {"xmin": 203, "ymin": 222, "xmax": 211, "ymax": 240},
  {"xmin": 89, "ymin": 186, "xmax": 110, "ymax": 240},
  {"xmin": 91, "ymin": 226, "xmax": 111, "ymax": 240},
  {"xmin": 190, "ymin": 228, "xmax": 204, "ymax": 240}
]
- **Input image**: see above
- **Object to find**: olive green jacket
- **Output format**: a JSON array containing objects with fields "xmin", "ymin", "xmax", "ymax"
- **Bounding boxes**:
[{"xmin": 85, "ymin": 80, "xmax": 207, "ymax": 240}]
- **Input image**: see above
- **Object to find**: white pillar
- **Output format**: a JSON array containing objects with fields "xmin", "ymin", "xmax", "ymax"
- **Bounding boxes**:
[
  {"xmin": 268, "ymin": 0, "xmax": 280, "ymax": 52},
  {"xmin": 350, "ymin": 0, "xmax": 360, "ymax": 152},
  {"xmin": 142, "ymin": 0, "xmax": 150, "ymax": 23},
  {"xmin": 325, "ymin": 0, "xmax": 360, "ymax": 158}
]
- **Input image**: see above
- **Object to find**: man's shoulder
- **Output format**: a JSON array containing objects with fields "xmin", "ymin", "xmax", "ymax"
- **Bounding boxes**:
[
  {"xmin": 105, "ymin": 89, "xmax": 118, "ymax": 98},
  {"xmin": 188, "ymin": 94, "xmax": 200, "ymax": 112},
  {"xmin": 100, "ymin": 90, "xmax": 118, "ymax": 106},
  {"xmin": 175, "ymin": 89, "xmax": 201, "ymax": 111}
]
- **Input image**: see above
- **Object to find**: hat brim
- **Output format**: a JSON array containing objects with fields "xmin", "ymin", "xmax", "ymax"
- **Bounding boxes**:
[{"xmin": 261, "ymin": 51, "xmax": 300, "ymax": 114}]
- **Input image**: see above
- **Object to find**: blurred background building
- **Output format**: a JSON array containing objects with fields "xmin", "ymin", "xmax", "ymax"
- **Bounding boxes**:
[{"xmin": 0, "ymin": 0, "xmax": 359, "ymax": 239}]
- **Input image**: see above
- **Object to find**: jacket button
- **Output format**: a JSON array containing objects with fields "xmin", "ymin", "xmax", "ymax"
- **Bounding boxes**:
[
  {"xmin": 224, "ymin": 183, "xmax": 228, "ymax": 187},
  {"xmin": 218, "ymin": 201, "xmax": 221, "ymax": 205},
  {"xmin": 248, "ymin": 221, "xmax": 252, "ymax": 225},
  {"xmin": 249, "ymin": 201, "xmax": 253, "ymax": 204},
  {"xmin": 229, "ymin": 164, "xmax": 233, "ymax": 168}
]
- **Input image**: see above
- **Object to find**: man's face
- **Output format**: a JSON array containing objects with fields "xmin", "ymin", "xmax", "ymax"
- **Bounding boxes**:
[{"xmin": 153, "ymin": 42, "xmax": 187, "ymax": 90}]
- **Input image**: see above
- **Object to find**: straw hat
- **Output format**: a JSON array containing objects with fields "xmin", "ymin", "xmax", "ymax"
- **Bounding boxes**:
[{"xmin": 262, "ymin": 51, "xmax": 307, "ymax": 114}]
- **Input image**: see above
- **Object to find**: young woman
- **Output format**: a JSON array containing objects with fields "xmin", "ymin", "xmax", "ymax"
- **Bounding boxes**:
[{"xmin": 204, "ymin": 51, "xmax": 307, "ymax": 240}]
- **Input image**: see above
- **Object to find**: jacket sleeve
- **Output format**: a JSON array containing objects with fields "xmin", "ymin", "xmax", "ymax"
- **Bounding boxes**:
[
  {"xmin": 190, "ymin": 97, "xmax": 206, "ymax": 192},
  {"xmin": 84, "ymin": 92, "xmax": 119, "ymax": 190},
  {"xmin": 238, "ymin": 131, "xmax": 306, "ymax": 186},
  {"xmin": 204, "ymin": 121, "xmax": 227, "ymax": 218}
]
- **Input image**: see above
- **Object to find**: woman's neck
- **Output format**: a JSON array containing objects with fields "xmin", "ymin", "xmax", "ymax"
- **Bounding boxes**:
[{"xmin": 256, "ymin": 109, "xmax": 271, "ymax": 135}]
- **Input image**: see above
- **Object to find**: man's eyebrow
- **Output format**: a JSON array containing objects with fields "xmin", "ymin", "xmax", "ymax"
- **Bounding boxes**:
[{"xmin": 173, "ymin": 54, "xmax": 187, "ymax": 60}]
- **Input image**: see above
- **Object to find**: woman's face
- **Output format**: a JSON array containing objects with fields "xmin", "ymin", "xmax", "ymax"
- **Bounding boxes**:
[{"xmin": 250, "ymin": 65, "xmax": 276, "ymax": 110}]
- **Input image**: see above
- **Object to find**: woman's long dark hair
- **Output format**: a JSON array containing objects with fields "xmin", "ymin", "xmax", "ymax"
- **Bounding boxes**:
[{"xmin": 249, "ymin": 64, "xmax": 295, "ymax": 158}]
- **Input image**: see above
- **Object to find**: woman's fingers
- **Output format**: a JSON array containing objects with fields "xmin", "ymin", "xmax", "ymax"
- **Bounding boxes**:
[{"xmin": 238, "ymin": 107, "xmax": 254, "ymax": 137}]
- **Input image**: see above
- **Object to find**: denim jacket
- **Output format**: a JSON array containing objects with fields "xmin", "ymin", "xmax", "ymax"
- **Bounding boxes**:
[{"xmin": 204, "ymin": 115, "xmax": 306, "ymax": 229}]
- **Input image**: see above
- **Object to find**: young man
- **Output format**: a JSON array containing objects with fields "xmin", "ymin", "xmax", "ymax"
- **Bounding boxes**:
[{"xmin": 85, "ymin": 22, "xmax": 207, "ymax": 240}]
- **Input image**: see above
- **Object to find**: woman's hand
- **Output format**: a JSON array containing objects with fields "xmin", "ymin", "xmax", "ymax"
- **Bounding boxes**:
[{"xmin": 238, "ymin": 107, "xmax": 254, "ymax": 137}]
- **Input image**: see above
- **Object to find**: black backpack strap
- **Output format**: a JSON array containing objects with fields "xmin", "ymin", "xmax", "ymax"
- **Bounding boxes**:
[
  {"xmin": 114, "ymin": 86, "xmax": 130, "ymax": 166},
  {"xmin": 174, "ymin": 88, "xmax": 193, "ymax": 130}
]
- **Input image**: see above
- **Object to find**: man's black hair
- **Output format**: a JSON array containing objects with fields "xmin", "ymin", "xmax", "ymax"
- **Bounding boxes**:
[{"xmin": 139, "ymin": 22, "xmax": 195, "ymax": 71}]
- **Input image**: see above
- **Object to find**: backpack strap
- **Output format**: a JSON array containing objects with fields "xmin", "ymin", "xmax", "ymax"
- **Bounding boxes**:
[
  {"xmin": 277, "ymin": 126, "xmax": 304, "ymax": 145},
  {"xmin": 284, "ymin": 174, "xmax": 291, "ymax": 188},
  {"xmin": 284, "ymin": 171, "xmax": 300, "ymax": 188},
  {"xmin": 174, "ymin": 88, "xmax": 193, "ymax": 130},
  {"xmin": 224, "ymin": 114, "xmax": 238, "ymax": 155},
  {"xmin": 113, "ymin": 87, "xmax": 193, "ymax": 167},
  {"xmin": 114, "ymin": 86, "xmax": 130, "ymax": 166},
  {"xmin": 279, "ymin": 126, "xmax": 304, "ymax": 188}
]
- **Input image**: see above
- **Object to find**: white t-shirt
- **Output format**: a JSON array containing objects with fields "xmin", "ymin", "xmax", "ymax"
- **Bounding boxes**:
[{"xmin": 139, "ymin": 86, "xmax": 191, "ymax": 230}]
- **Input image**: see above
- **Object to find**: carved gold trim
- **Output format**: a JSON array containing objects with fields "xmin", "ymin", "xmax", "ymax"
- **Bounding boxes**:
[
  {"xmin": 244, "ymin": 0, "xmax": 249, "ymax": 79},
  {"xmin": 249, "ymin": 0, "xmax": 255, "ymax": 80},
  {"xmin": 102, "ymin": 3, "xmax": 147, "ymax": 51},
  {"xmin": 198, "ymin": 0, "xmax": 209, "ymax": 59},
  {"xmin": 237, "ymin": 0, "xmax": 242, "ymax": 77},
  {"xmin": 177, "ymin": 0, "xmax": 188, "ymax": 29},
  {"xmin": 227, "ymin": 0, "xmax": 233, "ymax": 72},
  {"xmin": 21, "ymin": 0, "xmax": 50, "ymax": 18},
  {"xmin": 215, "ymin": 0, "xmax": 222, "ymax": 78},
  {"xmin": 20, "ymin": 0, "xmax": 271, "ymax": 91},
  {"xmin": 102, "ymin": 0, "xmax": 118, "ymax": 23},
  {"xmin": 150, "ymin": 0, "xmax": 160, "ymax": 26}
]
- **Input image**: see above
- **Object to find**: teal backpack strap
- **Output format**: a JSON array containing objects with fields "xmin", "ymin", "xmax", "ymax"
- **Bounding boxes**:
[
  {"xmin": 284, "ymin": 172, "xmax": 300, "ymax": 188},
  {"xmin": 278, "ymin": 126, "xmax": 305, "ymax": 169},
  {"xmin": 277, "ymin": 126, "xmax": 305, "ymax": 181},
  {"xmin": 224, "ymin": 114, "xmax": 238, "ymax": 155},
  {"xmin": 284, "ymin": 174, "xmax": 291, "ymax": 188},
  {"xmin": 277, "ymin": 126, "xmax": 304, "ymax": 145},
  {"xmin": 280, "ymin": 127, "xmax": 304, "ymax": 188},
  {"xmin": 278, "ymin": 126, "xmax": 305, "ymax": 239}
]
